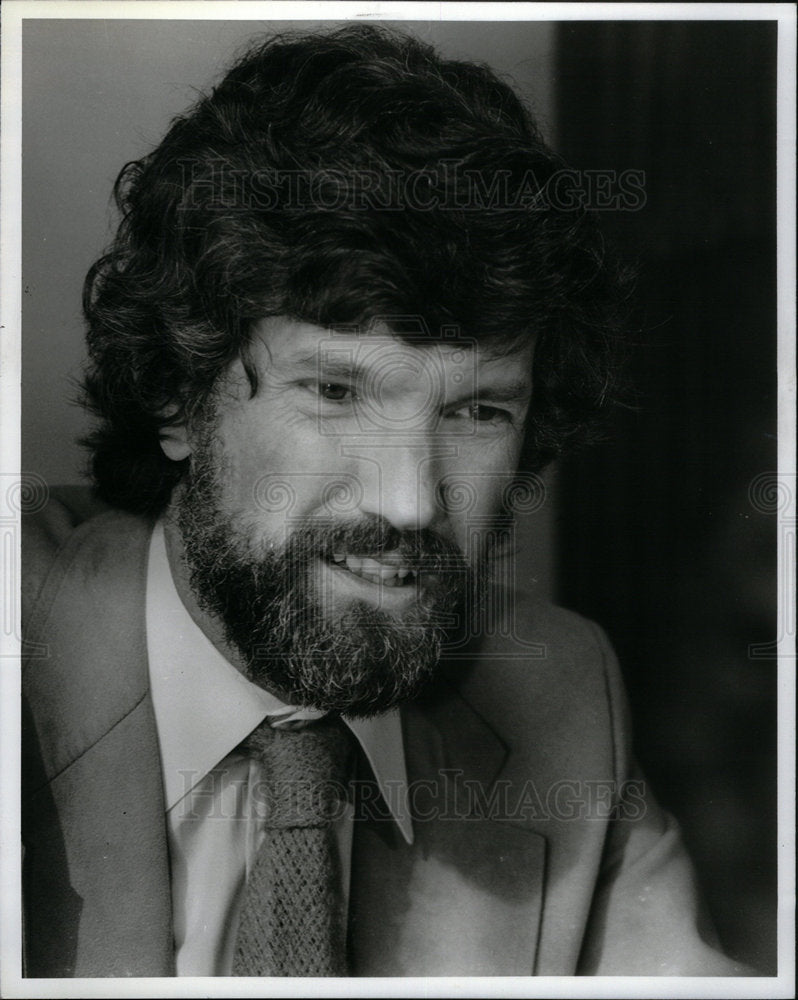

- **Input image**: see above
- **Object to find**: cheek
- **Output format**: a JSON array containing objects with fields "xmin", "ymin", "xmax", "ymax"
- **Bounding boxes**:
[
  {"xmin": 215, "ymin": 408, "xmax": 345, "ymax": 524},
  {"xmin": 446, "ymin": 439, "xmax": 521, "ymax": 505},
  {"xmin": 215, "ymin": 417, "xmax": 289, "ymax": 510},
  {"xmin": 445, "ymin": 481, "xmax": 506, "ymax": 548}
]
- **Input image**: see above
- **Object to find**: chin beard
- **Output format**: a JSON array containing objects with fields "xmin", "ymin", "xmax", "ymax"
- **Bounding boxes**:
[{"xmin": 175, "ymin": 450, "xmax": 475, "ymax": 718}]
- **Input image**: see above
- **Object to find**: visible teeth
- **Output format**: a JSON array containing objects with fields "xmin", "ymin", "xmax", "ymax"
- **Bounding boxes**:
[
  {"xmin": 334, "ymin": 552, "xmax": 413, "ymax": 585},
  {"xmin": 360, "ymin": 558, "xmax": 400, "ymax": 581},
  {"xmin": 370, "ymin": 550, "xmax": 403, "ymax": 567},
  {"xmin": 345, "ymin": 555, "xmax": 363, "ymax": 574}
]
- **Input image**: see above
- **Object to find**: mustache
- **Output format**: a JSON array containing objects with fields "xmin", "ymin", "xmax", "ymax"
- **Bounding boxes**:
[{"xmin": 276, "ymin": 516, "xmax": 471, "ymax": 576}]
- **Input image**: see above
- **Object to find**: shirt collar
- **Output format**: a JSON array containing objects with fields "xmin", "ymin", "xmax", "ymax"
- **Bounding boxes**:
[{"xmin": 145, "ymin": 520, "xmax": 413, "ymax": 844}]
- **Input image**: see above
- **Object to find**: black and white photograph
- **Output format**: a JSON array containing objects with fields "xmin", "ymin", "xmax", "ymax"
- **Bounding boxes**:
[{"xmin": 1, "ymin": 2, "xmax": 794, "ymax": 996}]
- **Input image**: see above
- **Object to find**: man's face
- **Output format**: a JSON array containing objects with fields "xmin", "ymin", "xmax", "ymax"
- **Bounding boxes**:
[{"xmin": 175, "ymin": 317, "xmax": 533, "ymax": 716}]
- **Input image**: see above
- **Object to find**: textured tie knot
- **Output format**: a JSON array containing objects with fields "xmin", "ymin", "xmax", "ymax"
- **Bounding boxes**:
[{"xmin": 243, "ymin": 716, "xmax": 353, "ymax": 829}]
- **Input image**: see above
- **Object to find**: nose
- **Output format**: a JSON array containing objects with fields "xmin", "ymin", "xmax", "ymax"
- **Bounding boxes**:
[{"xmin": 352, "ymin": 440, "xmax": 447, "ymax": 533}]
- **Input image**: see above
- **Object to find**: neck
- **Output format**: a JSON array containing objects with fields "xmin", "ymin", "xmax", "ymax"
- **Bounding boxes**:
[{"xmin": 161, "ymin": 496, "xmax": 253, "ymax": 681}]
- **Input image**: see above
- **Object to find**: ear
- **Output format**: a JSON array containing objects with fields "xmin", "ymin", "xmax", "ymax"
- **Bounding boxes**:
[
  {"xmin": 159, "ymin": 425, "xmax": 191, "ymax": 462},
  {"xmin": 158, "ymin": 405, "xmax": 192, "ymax": 462}
]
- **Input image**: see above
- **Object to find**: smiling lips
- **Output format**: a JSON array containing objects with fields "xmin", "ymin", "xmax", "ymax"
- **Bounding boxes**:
[{"xmin": 330, "ymin": 551, "xmax": 415, "ymax": 587}]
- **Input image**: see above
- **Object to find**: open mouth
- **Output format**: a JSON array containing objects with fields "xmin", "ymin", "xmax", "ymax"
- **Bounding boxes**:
[{"xmin": 325, "ymin": 550, "xmax": 418, "ymax": 588}]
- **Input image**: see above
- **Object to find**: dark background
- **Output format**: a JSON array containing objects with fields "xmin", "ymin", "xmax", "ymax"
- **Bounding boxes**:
[{"xmin": 556, "ymin": 21, "xmax": 778, "ymax": 972}]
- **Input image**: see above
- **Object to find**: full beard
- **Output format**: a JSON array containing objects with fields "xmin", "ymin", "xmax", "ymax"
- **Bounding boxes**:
[{"xmin": 175, "ymin": 441, "xmax": 475, "ymax": 718}]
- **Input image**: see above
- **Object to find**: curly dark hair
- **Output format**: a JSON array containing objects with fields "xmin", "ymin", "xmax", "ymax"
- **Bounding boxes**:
[{"xmin": 82, "ymin": 23, "xmax": 630, "ymax": 515}]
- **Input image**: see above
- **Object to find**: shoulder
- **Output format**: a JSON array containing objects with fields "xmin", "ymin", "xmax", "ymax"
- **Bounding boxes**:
[
  {"xmin": 22, "ymin": 486, "xmax": 149, "ymax": 626},
  {"xmin": 452, "ymin": 594, "xmax": 633, "ymax": 781},
  {"xmin": 22, "ymin": 489, "xmax": 89, "ymax": 621},
  {"xmin": 22, "ymin": 491, "xmax": 154, "ymax": 790},
  {"xmin": 460, "ymin": 593, "xmax": 624, "ymax": 699}
]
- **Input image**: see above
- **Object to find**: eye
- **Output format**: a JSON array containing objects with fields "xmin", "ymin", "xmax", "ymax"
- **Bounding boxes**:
[
  {"xmin": 318, "ymin": 382, "xmax": 354, "ymax": 402},
  {"xmin": 454, "ymin": 403, "xmax": 511, "ymax": 424}
]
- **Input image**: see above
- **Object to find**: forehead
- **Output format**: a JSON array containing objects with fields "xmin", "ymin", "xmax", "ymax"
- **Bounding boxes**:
[{"xmin": 248, "ymin": 316, "xmax": 534, "ymax": 385}]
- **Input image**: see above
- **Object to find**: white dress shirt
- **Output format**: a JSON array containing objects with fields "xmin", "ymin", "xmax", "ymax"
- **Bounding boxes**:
[{"xmin": 145, "ymin": 521, "xmax": 413, "ymax": 976}]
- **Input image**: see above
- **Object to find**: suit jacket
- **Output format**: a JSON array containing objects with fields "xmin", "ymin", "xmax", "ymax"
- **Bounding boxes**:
[{"xmin": 21, "ymin": 495, "xmax": 745, "ymax": 977}]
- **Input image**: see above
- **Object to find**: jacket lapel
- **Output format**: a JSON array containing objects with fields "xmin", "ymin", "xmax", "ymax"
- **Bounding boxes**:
[
  {"xmin": 23, "ymin": 512, "xmax": 174, "ymax": 976},
  {"xmin": 348, "ymin": 678, "xmax": 546, "ymax": 975}
]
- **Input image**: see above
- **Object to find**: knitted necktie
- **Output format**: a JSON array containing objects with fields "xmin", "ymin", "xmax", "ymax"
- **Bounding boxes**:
[{"xmin": 232, "ymin": 715, "xmax": 354, "ymax": 976}]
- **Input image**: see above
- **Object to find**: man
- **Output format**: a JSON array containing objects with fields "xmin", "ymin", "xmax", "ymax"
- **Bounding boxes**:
[{"xmin": 21, "ymin": 24, "xmax": 745, "ymax": 977}]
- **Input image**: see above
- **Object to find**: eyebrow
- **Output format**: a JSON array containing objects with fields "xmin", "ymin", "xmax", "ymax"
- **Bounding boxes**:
[
  {"xmin": 468, "ymin": 379, "xmax": 532, "ymax": 404},
  {"xmin": 287, "ymin": 354, "xmax": 368, "ymax": 381}
]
